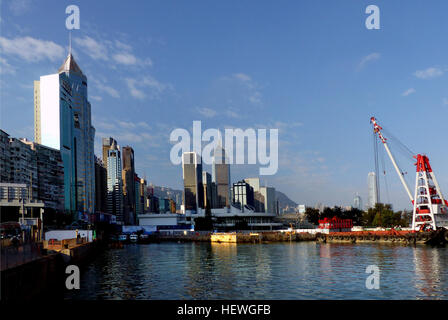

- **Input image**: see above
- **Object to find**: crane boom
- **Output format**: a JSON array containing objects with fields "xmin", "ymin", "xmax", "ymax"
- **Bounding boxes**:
[{"xmin": 370, "ymin": 117, "xmax": 414, "ymax": 203}]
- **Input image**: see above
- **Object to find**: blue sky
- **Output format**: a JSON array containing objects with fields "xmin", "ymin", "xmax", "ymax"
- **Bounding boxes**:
[{"xmin": 1, "ymin": 0, "xmax": 447, "ymax": 210}]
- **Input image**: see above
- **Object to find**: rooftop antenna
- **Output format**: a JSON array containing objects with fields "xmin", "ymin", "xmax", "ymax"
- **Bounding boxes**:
[{"xmin": 69, "ymin": 31, "xmax": 72, "ymax": 56}]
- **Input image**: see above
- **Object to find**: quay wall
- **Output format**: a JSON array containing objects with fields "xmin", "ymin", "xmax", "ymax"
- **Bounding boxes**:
[{"xmin": 1, "ymin": 241, "xmax": 100, "ymax": 301}]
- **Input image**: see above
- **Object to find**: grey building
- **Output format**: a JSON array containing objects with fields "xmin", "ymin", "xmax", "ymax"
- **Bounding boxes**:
[
  {"xmin": 212, "ymin": 145, "xmax": 230, "ymax": 208},
  {"xmin": 182, "ymin": 152, "xmax": 203, "ymax": 212}
]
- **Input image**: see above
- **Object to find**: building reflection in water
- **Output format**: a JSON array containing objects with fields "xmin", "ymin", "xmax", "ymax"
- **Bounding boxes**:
[{"xmin": 412, "ymin": 247, "xmax": 444, "ymax": 299}]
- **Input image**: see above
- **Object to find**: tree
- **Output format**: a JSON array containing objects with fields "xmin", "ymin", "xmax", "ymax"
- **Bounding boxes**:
[{"xmin": 304, "ymin": 208, "xmax": 320, "ymax": 225}]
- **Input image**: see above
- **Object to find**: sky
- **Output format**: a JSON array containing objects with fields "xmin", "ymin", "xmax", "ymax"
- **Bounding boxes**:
[{"xmin": 0, "ymin": 0, "xmax": 447, "ymax": 211}]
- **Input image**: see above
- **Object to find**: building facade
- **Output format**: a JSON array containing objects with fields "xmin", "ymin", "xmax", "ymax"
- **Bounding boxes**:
[
  {"xmin": 232, "ymin": 180, "xmax": 255, "ymax": 211},
  {"xmin": 22, "ymin": 139, "xmax": 65, "ymax": 210},
  {"xmin": 0, "ymin": 130, "xmax": 11, "ymax": 183}
]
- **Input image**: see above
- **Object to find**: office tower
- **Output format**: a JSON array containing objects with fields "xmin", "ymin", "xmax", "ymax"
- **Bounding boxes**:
[
  {"xmin": 232, "ymin": 180, "xmax": 255, "ymax": 211},
  {"xmin": 21, "ymin": 139, "xmax": 65, "ymax": 210},
  {"xmin": 260, "ymin": 186, "xmax": 276, "ymax": 214},
  {"xmin": 106, "ymin": 145, "xmax": 123, "ymax": 222},
  {"xmin": 353, "ymin": 194, "xmax": 363, "ymax": 211},
  {"xmin": 367, "ymin": 172, "xmax": 378, "ymax": 209},
  {"xmin": 202, "ymin": 171, "xmax": 213, "ymax": 209},
  {"xmin": 182, "ymin": 152, "xmax": 203, "ymax": 212},
  {"xmin": 94, "ymin": 156, "xmax": 107, "ymax": 213},
  {"xmin": 102, "ymin": 137, "xmax": 117, "ymax": 170},
  {"xmin": 34, "ymin": 53, "xmax": 95, "ymax": 214},
  {"xmin": 212, "ymin": 145, "xmax": 230, "ymax": 208},
  {"xmin": 122, "ymin": 146, "xmax": 136, "ymax": 225}
]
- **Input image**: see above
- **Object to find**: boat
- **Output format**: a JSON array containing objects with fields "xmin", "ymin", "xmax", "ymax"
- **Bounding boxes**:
[
  {"xmin": 118, "ymin": 234, "xmax": 128, "ymax": 242},
  {"xmin": 129, "ymin": 234, "xmax": 138, "ymax": 243}
]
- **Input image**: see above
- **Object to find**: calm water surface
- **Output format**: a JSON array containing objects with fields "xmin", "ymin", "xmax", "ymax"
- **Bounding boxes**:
[{"xmin": 66, "ymin": 242, "xmax": 448, "ymax": 300}]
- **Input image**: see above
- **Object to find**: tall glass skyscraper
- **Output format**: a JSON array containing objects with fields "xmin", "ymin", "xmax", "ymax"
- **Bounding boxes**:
[
  {"xmin": 34, "ymin": 53, "xmax": 95, "ymax": 214},
  {"xmin": 182, "ymin": 152, "xmax": 203, "ymax": 213},
  {"xmin": 107, "ymin": 145, "xmax": 123, "ymax": 221},
  {"xmin": 212, "ymin": 145, "xmax": 230, "ymax": 208}
]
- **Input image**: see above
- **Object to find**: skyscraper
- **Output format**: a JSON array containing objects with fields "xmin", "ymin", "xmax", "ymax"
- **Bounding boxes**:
[
  {"xmin": 212, "ymin": 145, "xmax": 230, "ymax": 208},
  {"xmin": 122, "ymin": 146, "xmax": 136, "ymax": 225},
  {"xmin": 367, "ymin": 172, "xmax": 378, "ymax": 209},
  {"xmin": 34, "ymin": 53, "xmax": 95, "ymax": 214},
  {"xmin": 102, "ymin": 137, "xmax": 117, "ymax": 170},
  {"xmin": 106, "ymin": 144, "xmax": 123, "ymax": 222},
  {"xmin": 182, "ymin": 152, "xmax": 203, "ymax": 212},
  {"xmin": 260, "ymin": 186, "xmax": 276, "ymax": 214},
  {"xmin": 202, "ymin": 171, "xmax": 214, "ymax": 209},
  {"xmin": 353, "ymin": 194, "xmax": 363, "ymax": 211}
]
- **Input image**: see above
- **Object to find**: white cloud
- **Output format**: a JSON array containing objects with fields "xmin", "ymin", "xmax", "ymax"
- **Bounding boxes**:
[
  {"xmin": 196, "ymin": 107, "xmax": 217, "ymax": 118},
  {"xmin": 125, "ymin": 76, "xmax": 171, "ymax": 100},
  {"xmin": 443, "ymin": 98, "xmax": 448, "ymax": 105},
  {"xmin": 74, "ymin": 36, "xmax": 108, "ymax": 60},
  {"xmin": 0, "ymin": 36, "xmax": 64, "ymax": 62},
  {"xmin": 113, "ymin": 52, "xmax": 137, "ymax": 65},
  {"xmin": 229, "ymin": 73, "xmax": 262, "ymax": 105},
  {"xmin": 90, "ymin": 95, "xmax": 102, "ymax": 102},
  {"xmin": 233, "ymin": 73, "xmax": 252, "ymax": 82},
  {"xmin": 357, "ymin": 52, "xmax": 381, "ymax": 70},
  {"xmin": 226, "ymin": 109, "xmax": 241, "ymax": 119},
  {"xmin": 0, "ymin": 57, "xmax": 15, "ymax": 74},
  {"xmin": 91, "ymin": 78, "xmax": 120, "ymax": 98},
  {"xmin": 414, "ymin": 67, "xmax": 443, "ymax": 79},
  {"xmin": 402, "ymin": 88, "xmax": 416, "ymax": 96},
  {"xmin": 9, "ymin": 0, "xmax": 31, "ymax": 16},
  {"xmin": 112, "ymin": 52, "xmax": 152, "ymax": 67}
]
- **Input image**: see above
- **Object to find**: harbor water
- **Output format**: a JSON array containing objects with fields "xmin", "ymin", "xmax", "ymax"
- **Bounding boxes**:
[{"xmin": 66, "ymin": 242, "xmax": 448, "ymax": 300}]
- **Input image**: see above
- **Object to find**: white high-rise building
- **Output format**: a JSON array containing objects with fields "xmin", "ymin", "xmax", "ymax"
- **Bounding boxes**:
[
  {"xmin": 34, "ymin": 53, "xmax": 95, "ymax": 214},
  {"xmin": 353, "ymin": 194, "xmax": 363, "ymax": 211},
  {"xmin": 367, "ymin": 172, "xmax": 378, "ymax": 209}
]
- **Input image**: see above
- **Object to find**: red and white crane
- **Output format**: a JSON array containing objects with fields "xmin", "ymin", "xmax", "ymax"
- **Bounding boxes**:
[{"xmin": 370, "ymin": 117, "xmax": 448, "ymax": 231}]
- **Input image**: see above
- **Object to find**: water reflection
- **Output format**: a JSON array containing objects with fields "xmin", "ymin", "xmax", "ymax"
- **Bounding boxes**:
[{"xmin": 66, "ymin": 242, "xmax": 448, "ymax": 300}]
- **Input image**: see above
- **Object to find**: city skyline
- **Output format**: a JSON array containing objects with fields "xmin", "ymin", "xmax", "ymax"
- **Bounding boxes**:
[{"xmin": 1, "ymin": 1, "xmax": 448, "ymax": 210}]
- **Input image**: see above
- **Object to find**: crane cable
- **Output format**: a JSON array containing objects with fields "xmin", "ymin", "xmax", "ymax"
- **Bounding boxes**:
[
  {"xmin": 379, "ymin": 139, "xmax": 391, "ymax": 205},
  {"xmin": 373, "ymin": 131, "xmax": 381, "ymax": 204}
]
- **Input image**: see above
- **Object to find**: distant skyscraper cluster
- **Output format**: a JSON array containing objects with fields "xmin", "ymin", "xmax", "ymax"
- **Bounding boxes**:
[{"xmin": 181, "ymin": 146, "xmax": 278, "ymax": 215}]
